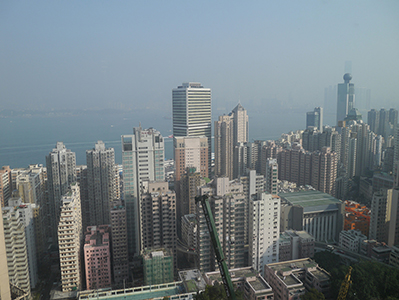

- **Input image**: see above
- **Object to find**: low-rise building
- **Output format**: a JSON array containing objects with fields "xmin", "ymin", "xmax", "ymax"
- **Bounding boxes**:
[
  {"xmin": 278, "ymin": 231, "xmax": 315, "ymax": 262},
  {"xmin": 204, "ymin": 267, "xmax": 274, "ymax": 300},
  {"xmin": 344, "ymin": 200, "xmax": 371, "ymax": 237},
  {"xmin": 389, "ymin": 245, "xmax": 399, "ymax": 268},
  {"xmin": 264, "ymin": 258, "xmax": 331, "ymax": 300},
  {"xmin": 339, "ymin": 230, "xmax": 367, "ymax": 253}
]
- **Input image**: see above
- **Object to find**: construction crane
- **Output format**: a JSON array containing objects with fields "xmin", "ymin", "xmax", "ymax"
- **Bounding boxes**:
[
  {"xmin": 337, "ymin": 266, "xmax": 352, "ymax": 300},
  {"xmin": 195, "ymin": 195, "xmax": 237, "ymax": 300}
]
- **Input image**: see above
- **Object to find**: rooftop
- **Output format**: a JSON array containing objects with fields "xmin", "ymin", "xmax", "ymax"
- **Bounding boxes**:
[{"xmin": 279, "ymin": 190, "xmax": 341, "ymax": 213}]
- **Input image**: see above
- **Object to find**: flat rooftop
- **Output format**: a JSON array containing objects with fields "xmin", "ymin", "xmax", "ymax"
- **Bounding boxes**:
[
  {"xmin": 279, "ymin": 190, "xmax": 341, "ymax": 213},
  {"xmin": 277, "ymin": 274, "xmax": 302, "ymax": 287},
  {"xmin": 206, "ymin": 267, "xmax": 257, "ymax": 282},
  {"xmin": 309, "ymin": 268, "xmax": 330, "ymax": 282},
  {"xmin": 248, "ymin": 277, "xmax": 272, "ymax": 291},
  {"xmin": 267, "ymin": 258, "xmax": 316, "ymax": 274}
]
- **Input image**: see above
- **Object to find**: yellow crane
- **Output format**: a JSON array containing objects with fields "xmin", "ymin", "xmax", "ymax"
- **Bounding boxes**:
[{"xmin": 337, "ymin": 266, "xmax": 352, "ymax": 300}]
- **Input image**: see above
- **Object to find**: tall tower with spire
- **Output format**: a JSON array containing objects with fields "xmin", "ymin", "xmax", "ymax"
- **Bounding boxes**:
[{"xmin": 336, "ymin": 73, "xmax": 355, "ymax": 125}]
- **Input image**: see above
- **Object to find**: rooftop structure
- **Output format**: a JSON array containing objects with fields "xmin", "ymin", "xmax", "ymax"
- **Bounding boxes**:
[
  {"xmin": 279, "ymin": 190, "xmax": 344, "ymax": 243},
  {"xmin": 204, "ymin": 267, "xmax": 274, "ymax": 300},
  {"xmin": 265, "ymin": 258, "xmax": 331, "ymax": 300}
]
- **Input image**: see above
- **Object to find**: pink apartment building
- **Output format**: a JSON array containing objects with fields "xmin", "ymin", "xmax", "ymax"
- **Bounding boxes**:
[{"xmin": 84, "ymin": 225, "xmax": 111, "ymax": 290}]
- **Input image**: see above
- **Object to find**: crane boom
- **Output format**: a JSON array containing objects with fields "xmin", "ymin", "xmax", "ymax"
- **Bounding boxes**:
[
  {"xmin": 337, "ymin": 266, "xmax": 352, "ymax": 300},
  {"xmin": 196, "ymin": 195, "xmax": 237, "ymax": 300}
]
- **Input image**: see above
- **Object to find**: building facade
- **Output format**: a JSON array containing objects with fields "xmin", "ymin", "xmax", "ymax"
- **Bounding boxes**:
[
  {"xmin": 46, "ymin": 142, "xmax": 76, "ymax": 246},
  {"xmin": 122, "ymin": 126, "xmax": 165, "ymax": 256},
  {"xmin": 58, "ymin": 184, "xmax": 83, "ymax": 292},
  {"xmin": 86, "ymin": 141, "xmax": 116, "ymax": 227},
  {"xmin": 336, "ymin": 73, "xmax": 355, "ymax": 125},
  {"xmin": 172, "ymin": 82, "xmax": 212, "ymax": 165},
  {"xmin": 84, "ymin": 225, "xmax": 111, "ymax": 290}
]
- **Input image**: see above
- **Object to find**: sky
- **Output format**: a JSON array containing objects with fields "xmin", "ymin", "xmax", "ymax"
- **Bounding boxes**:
[{"xmin": 1, "ymin": 1, "xmax": 399, "ymax": 115}]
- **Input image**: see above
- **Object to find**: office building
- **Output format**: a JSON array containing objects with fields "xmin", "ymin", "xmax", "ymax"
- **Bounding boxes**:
[
  {"xmin": 142, "ymin": 249, "xmax": 174, "ymax": 285},
  {"xmin": 279, "ymin": 190, "xmax": 344, "ymax": 243},
  {"xmin": 0, "ymin": 166, "xmax": 12, "ymax": 207},
  {"xmin": 278, "ymin": 230, "xmax": 314, "ymax": 263},
  {"xmin": 231, "ymin": 103, "xmax": 249, "ymax": 145},
  {"xmin": 122, "ymin": 126, "xmax": 165, "ymax": 256},
  {"xmin": 58, "ymin": 183, "xmax": 83, "ymax": 292},
  {"xmin": 86, "ymin": 141, "xmax": 116, "ymax": 227},
  {"xmin": 2, "ymin": 204, "xmax": 31, "ymax": 297},
  {"xmin": 110, "ymin": 201, "xmax": 129, "ymax": 286},
  {"xmin": 214, "ymin": 115, "xmax": 234, "ymax": 179},
  {"xmin": 84, "ymin": 225, "xmax": 111, "ymax": 290},
  {"xmin": 249, "ymin": 192, "xmax": 280, "ymax": 275},
  {"xmin": 265, "ymin": 258, "xmax": 331, "ymax": 300},
  {"xmin": 46, "ymin": 142, "xmax": 76, "ymax": 246},
  {"xmin": 140, "ymin": 181, "xmax": 177, "ymax": 268},
  {"xmin": 336, "ymin": 73, "xmax": 355, "ymax": 125},
  {"xmin": 306, "ymin": 107, "xmax": 323, "ymax": 133},
  {"xmin": 172, "ymin": 82, "xmax": 212, "ymax": 165}
]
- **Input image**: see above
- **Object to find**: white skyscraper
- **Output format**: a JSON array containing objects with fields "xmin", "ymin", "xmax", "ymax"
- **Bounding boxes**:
[
  {"xmin": 172, "ymin": 82, "xmax": 212, "ymax": 164},
  {"xmin": 122, "ymin": 126, "xmax": 165, "ymax": 256},
  {"xmin": 249, "ymin": 192, "xmax": 280, "ymax": 276},
  {"xmin": 86, "ymin": 141, "xmax": 116, "ymax": 227},
  {"xmin": 46, "ymin": 142, "xmax": 76, "ymax": 246},
  {"xmin": 336, "ymin": 73, "xmax": 355, "ymax": 125}
]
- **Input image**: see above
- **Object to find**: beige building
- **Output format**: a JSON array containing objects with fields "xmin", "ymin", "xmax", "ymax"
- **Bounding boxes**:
[
  {"xmin": 58, "ymin": 183, "xmax": 83, "ymax": 292},
  {"xmin": 215, "ymin": 115, "xmax": 234, "ymax": 180},
  {"xmin": 2, "ymin": 205, "xmax": 31, "ymax": 298}
]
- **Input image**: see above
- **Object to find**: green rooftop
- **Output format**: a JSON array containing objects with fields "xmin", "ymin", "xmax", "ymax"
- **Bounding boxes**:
[{"xmin": 279, "ymin": 190, "xmax": 341, "ymax": 213}]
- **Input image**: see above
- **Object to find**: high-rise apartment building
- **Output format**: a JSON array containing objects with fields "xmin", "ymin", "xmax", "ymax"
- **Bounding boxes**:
[
  {"xmin": 231, "ymin": 103, "xmax": 249, "ymax": 146},
  {"xmin": 122, "ymin": 126, "xmax": 165, "ymax": 256},
  {"xmin": 306, "ymin": 107, "xmax": 323, "ymax": 133},
  {"xmin": 179, "ymin": 167, "xmax": 204, "ymax": 218},
  {"xmin": 214, "ymin": 115, "xmax": 234, "ymax": 179},
  {"xmin": 174, "ymin": 136, "xmax": 208, "ymax": 182},
  {"xmin": 86, "ymin": 141, "xmax": 116, "ymax": 227},
  {"xmin": 58, "ymin": 183, "xmax": 83, "ymax": 292},
  {"xmin": 197, "ymin": 178, "xmax": 248, "ymax": 272},
  {"xmin": 7, "ymin": 197, "xmax": 38, "ymax": 289},
  {"xmin": 84, "ymin": 225, "xmax": 111, "ymax": 290},
  {"xmin": 0, "ymin": 166, "xmax": 12, "ymax": 207},
  {"xmin": 368, "ymin": 109, "xmax": 380, "ymax": 134},
  {"xmin": 0, "ymin": 208, "xmax": 11, "ymax": 300},
  {"xmin": 110, "ymin": 201, "xmax": 129, "ymax": 286},
  {"xmin": 265, "ymin": 158, "xmax": 278, "ymax": 195},
  {"xmin": 140, "ymin": 181, "xmax": 176, "ymax": 269},
  {"xmin": 249, "ymin": 192, "xmax": 280, "ymax": 276},
  {"xmin": 336, "ymin": 73, "xmax": 355, "ymax": 125},
  {"xmin": 2, "ymin": 204, "xmax": 31, "ymax": 297},
  {"xmin": 172, "ymin": 82, "xmax": 212, "ymax": 165},
  {"xmin": 46, "ymin": 142, "xmax": 76, "ymax": 246}
]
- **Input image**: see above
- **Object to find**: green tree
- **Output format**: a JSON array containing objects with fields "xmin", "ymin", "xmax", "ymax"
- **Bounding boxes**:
[{"xmin": 300, "ymin": 288, "xmax": 325, "ymax": 300}]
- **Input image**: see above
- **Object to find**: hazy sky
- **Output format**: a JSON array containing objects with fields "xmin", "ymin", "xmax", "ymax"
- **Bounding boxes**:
[{"xmin": 1, "ymin": 1, "xmax": 398, "ymax": 113}]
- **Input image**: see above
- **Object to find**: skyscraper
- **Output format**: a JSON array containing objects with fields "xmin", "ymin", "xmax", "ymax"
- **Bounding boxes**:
[
  {"xmin": 46, "ymin": 142, "xmax": 76, "ymax": 246},
  {"xmin": 336, "ymin": 73, "xmax": 355, "ymax": 125},
  {"xmin": 306, "ymin": 107, "xmax": 323, "ymax": 133},
  {"xmin": 86, "ymin": 141, "xmax": 116, "ymax": 227},
  {"xmin": 172, "ymin": 82, "xmax": 212, "ymax": 164},
  {"xmin": 367, "ymin": 109, "xmax": 380, "ymax": 134},
  {"xmin": 231, "ymin": 103, "xmax": 249, "ymax": 146},
  {"xmin": 122, "ymin": 126, "xmax": 165, "ymax": 256},
  {"xmin": 214, "ymin": 115, "xmax": 234, "ymax": 179}
]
